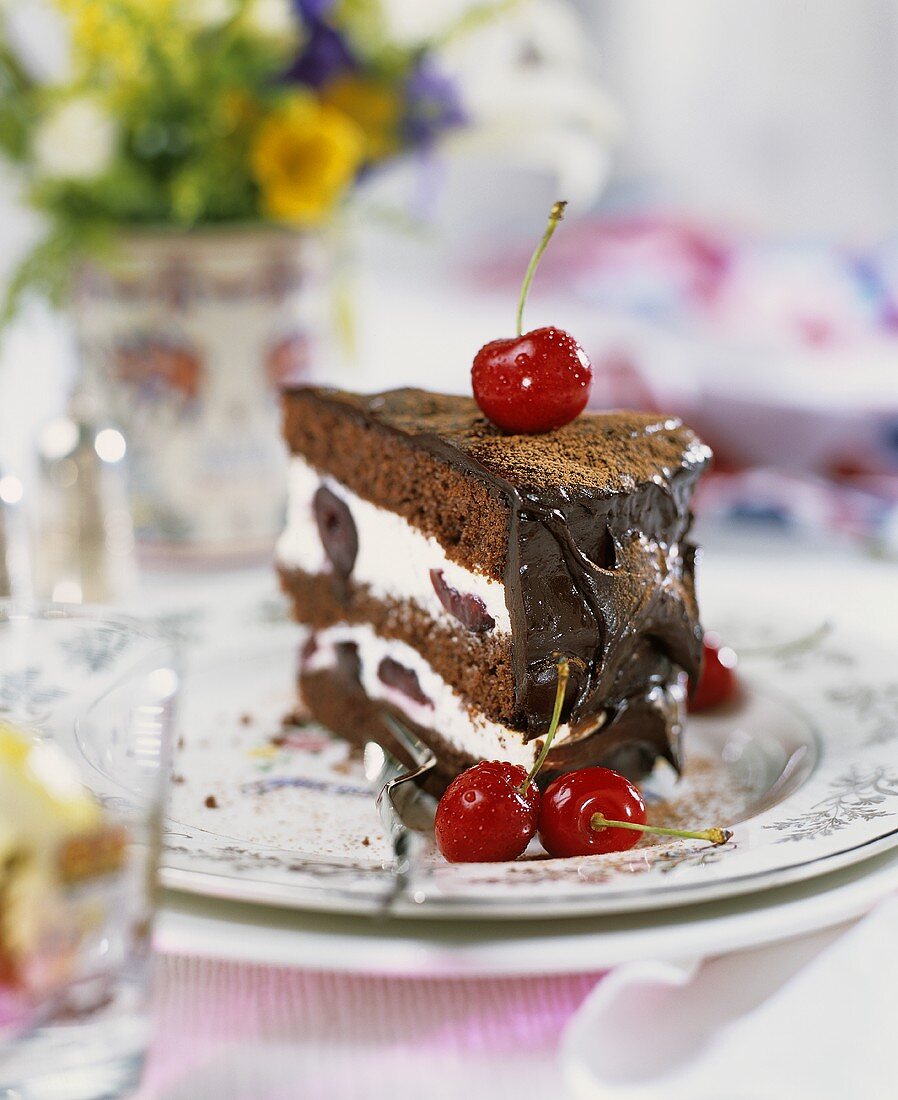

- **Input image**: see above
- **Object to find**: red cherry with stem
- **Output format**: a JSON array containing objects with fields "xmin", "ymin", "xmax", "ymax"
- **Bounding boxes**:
[
  {"xmin": 689, "ymin": 634, "xmax": 738, "ymax": 712},
  {"xmin": 473, "ymin": 327, "xmax": 593, "ymax": 434},
  {"xmin": 435, "ymin": 656, "xmax": 570, "ymax": 863},
  {"xmin": 539, "ymin": 767, "xmax": 647, "ymax": 857},
  {"xmin": 472, "ymin": 202, "xmax": 593, "ymax": 434},
  {"xmin": 434, "ymin": 761, "xmax": 539, "ymax": 863},
  {"xmin": 538, "ymin": 766, "xmax": 732, "ymax": 858}
]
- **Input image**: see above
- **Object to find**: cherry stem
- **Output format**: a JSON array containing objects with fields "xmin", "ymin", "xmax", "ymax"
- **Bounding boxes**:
[
  {"xmin": 590, "ymin": 814, "xmax": 733, "ymax": 847},
  {"xmin": 519, "ymin": 655, "xmax": 569, "ymax": 795},
  {"xmin": 516, "ymin": 200, "xmax": 567, "ymax": 337}
]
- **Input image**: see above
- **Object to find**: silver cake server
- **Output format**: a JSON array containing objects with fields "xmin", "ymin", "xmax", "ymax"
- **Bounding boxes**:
[{"xmin": 363, "ymin": 714, "xmax": 436, "ymax": 910}]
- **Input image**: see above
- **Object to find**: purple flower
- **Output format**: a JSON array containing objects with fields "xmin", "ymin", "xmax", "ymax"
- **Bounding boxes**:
[
  {"xmin": 403, "ymin": 62, "xmax": 466, "ymax": 148},
  {"xmin": 287, "ymin": 2, "xmax": 354, "ymax": 87},
  {"xmin": 293, "ymin": 0, "xmax": 335, "ymax": 17}
]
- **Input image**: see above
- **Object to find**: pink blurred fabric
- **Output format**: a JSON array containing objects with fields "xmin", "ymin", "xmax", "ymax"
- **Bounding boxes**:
[
  {"xmin": 136, "ymin": 954, "xmax": 603, "ymax": 1100},
  {"xmin": 479, "ymin": 212, "xmax": 898, "ymax": 554}
]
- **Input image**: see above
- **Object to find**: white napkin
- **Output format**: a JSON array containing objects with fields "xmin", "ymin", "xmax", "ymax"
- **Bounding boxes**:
[{"xmin": 562, "ymin": 897, "xmax": 898, "ymax": 1100}]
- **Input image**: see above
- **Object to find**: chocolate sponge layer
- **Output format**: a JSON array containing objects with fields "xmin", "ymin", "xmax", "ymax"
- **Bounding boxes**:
[{"xmin": 279, "ymin": 565, "xmax": 517, "ymax": 727}]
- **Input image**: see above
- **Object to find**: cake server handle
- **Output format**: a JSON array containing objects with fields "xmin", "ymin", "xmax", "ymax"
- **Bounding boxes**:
[{"xmin": 364, "ymin": 714, "xmax": 437, "ymax": 909}]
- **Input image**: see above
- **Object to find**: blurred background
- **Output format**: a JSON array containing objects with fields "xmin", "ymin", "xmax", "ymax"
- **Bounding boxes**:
[{"xmin": 1, "ymin": 0, "xmax": 897, "ymax": 603}]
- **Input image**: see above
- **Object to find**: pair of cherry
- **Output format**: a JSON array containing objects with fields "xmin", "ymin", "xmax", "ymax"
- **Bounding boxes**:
[
  {"xmin": 436, "ymin": 760, "xmax": 670, "ymax": 863},
  {"xmin": 436, "ymin": 758, "xmax": 732, "ymax": 864},
  {"xmin": 435, "ymin": 639, "xmax": 737, "ymax": 864}
]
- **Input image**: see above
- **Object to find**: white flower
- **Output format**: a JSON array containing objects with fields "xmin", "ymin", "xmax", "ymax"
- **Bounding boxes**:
[
  {"xmin": 246, "ymin": 0, "xmax": 296, "ymax": 40},
  {"xmin": 435, "ymin": 0, "xmax": 620, "ymax": 206},
  {"xmin": 32, "ymin": 97, "xmax": 117, "ymax": 181},
  {"xmin": 3, "ymin": 0, "xmax": 72, "ymax": 84},
  {"xmin": 377, "ymin": 0, "xmax": 490, "ymax": 48},
  {"xmin": 183, "ymin": 0, "xmax": 296, "ymax": 39},
  {"xmin": 183, "ymin": 0, "xmax": 236, "ymax": 28}
]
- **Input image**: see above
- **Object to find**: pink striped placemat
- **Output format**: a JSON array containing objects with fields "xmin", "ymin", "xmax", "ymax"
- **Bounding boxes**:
[{"xmin": 137, "ymin": 954, "xmax": 604, "ymax": 1100}]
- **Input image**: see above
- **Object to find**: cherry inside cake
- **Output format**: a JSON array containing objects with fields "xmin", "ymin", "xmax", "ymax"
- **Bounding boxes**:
[{"xmin": 277, "ymin": 386, "xmax": 711, "ymax": 793}]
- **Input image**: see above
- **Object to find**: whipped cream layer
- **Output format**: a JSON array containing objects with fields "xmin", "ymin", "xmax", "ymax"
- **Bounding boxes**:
[
  {"xmin": 277, "ymin": 456, "xmax": 512, "ymax": 635},
  {"xmin": 304, "ymin": 624, "xmax": 579, "ymax": 768}
]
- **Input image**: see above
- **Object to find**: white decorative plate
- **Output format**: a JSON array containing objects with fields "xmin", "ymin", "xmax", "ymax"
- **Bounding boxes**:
[{"xmin": 157, "ymin": 559, "xmax": 898, "ymax": 918}]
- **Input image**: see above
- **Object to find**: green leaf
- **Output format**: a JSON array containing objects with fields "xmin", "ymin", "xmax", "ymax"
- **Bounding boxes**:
[
  {"xmin": 0, "ymin": 35, "xmax": 35, "ymax": 160},
  {"xmin": 1, "ymin": 219, "xmax": 114, "ymax": 329}
]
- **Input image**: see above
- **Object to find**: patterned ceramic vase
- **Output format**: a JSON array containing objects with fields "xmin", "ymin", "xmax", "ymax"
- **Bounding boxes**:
[{"xmin": 72, "ymin": 228, "xmax": 331, "ymax": 564}]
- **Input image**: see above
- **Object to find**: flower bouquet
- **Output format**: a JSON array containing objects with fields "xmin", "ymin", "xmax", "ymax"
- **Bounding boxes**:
[
  {"xmin": 0, "ymin": 0, "xmax": 473, "ymax": 558},
  {"xmin": 0, "ymin": 0, "xmax": 473, "ymax": 310}
]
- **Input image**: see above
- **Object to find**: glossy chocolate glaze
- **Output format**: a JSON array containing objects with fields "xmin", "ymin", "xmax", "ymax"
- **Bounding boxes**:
[
  {"xmin": 425, "ymin": 437, "xmax": 706, "ymax": 742},
  {"xmin": 284, "ymin": 387, "xmax": 711, "ymax": 772}
]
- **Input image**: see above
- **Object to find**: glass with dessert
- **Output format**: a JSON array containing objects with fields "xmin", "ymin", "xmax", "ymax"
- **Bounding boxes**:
[{"xmin": 0, "ymin": 605, "xmax": 177, "ymax": 1099}]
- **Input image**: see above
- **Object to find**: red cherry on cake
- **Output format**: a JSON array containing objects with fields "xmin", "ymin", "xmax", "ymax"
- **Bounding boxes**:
[
  {"xmin": 435, "ymin": 761, "xmax": 540, "ymax": 863},
  {"xmin": 472, "ymin": 202, "xmax": 593, "ymax": 435},
  {"xmin": 538, "ymin": 766, "xmax": 731, "ymax": 858},
  {"xmin": 689, "ymin": 634, "xmax": 738, "ymax": 712},
  {"xmin": 472, "ymin": 327, "xmax": 592, "ymax": 434}
]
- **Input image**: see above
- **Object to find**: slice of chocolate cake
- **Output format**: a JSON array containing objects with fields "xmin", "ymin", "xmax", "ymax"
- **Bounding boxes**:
[{"xmin": 278, "ymin": 386, "xmax": 711, "ymax": 792}]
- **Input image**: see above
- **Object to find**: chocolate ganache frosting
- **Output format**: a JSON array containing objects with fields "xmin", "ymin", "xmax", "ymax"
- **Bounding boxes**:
[{"xmin": 283, "ymin": 387, "xmax": 711, "ymax": 777}]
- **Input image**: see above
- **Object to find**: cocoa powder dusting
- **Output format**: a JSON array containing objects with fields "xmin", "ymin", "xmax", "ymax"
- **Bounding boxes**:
[{"xmin": 644, "ymin": 757, "xmax": 745, "ymax": 845}]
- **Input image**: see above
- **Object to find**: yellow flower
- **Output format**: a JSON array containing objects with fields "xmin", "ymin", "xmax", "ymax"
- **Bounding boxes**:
[
  {"xmin": 251, "ymin": 97, "xmax": 364, "ymax": 225},
  {"xmin": 57, "ymin": 1, "xmax": 141, "ymax": 81},
  {"xmin": 55, "ymin": 0, "xmax": 179, "ymax": 86},
  {"xmin": 321, "ymin": 76, "xmax": 401, "ymax": 162}
]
